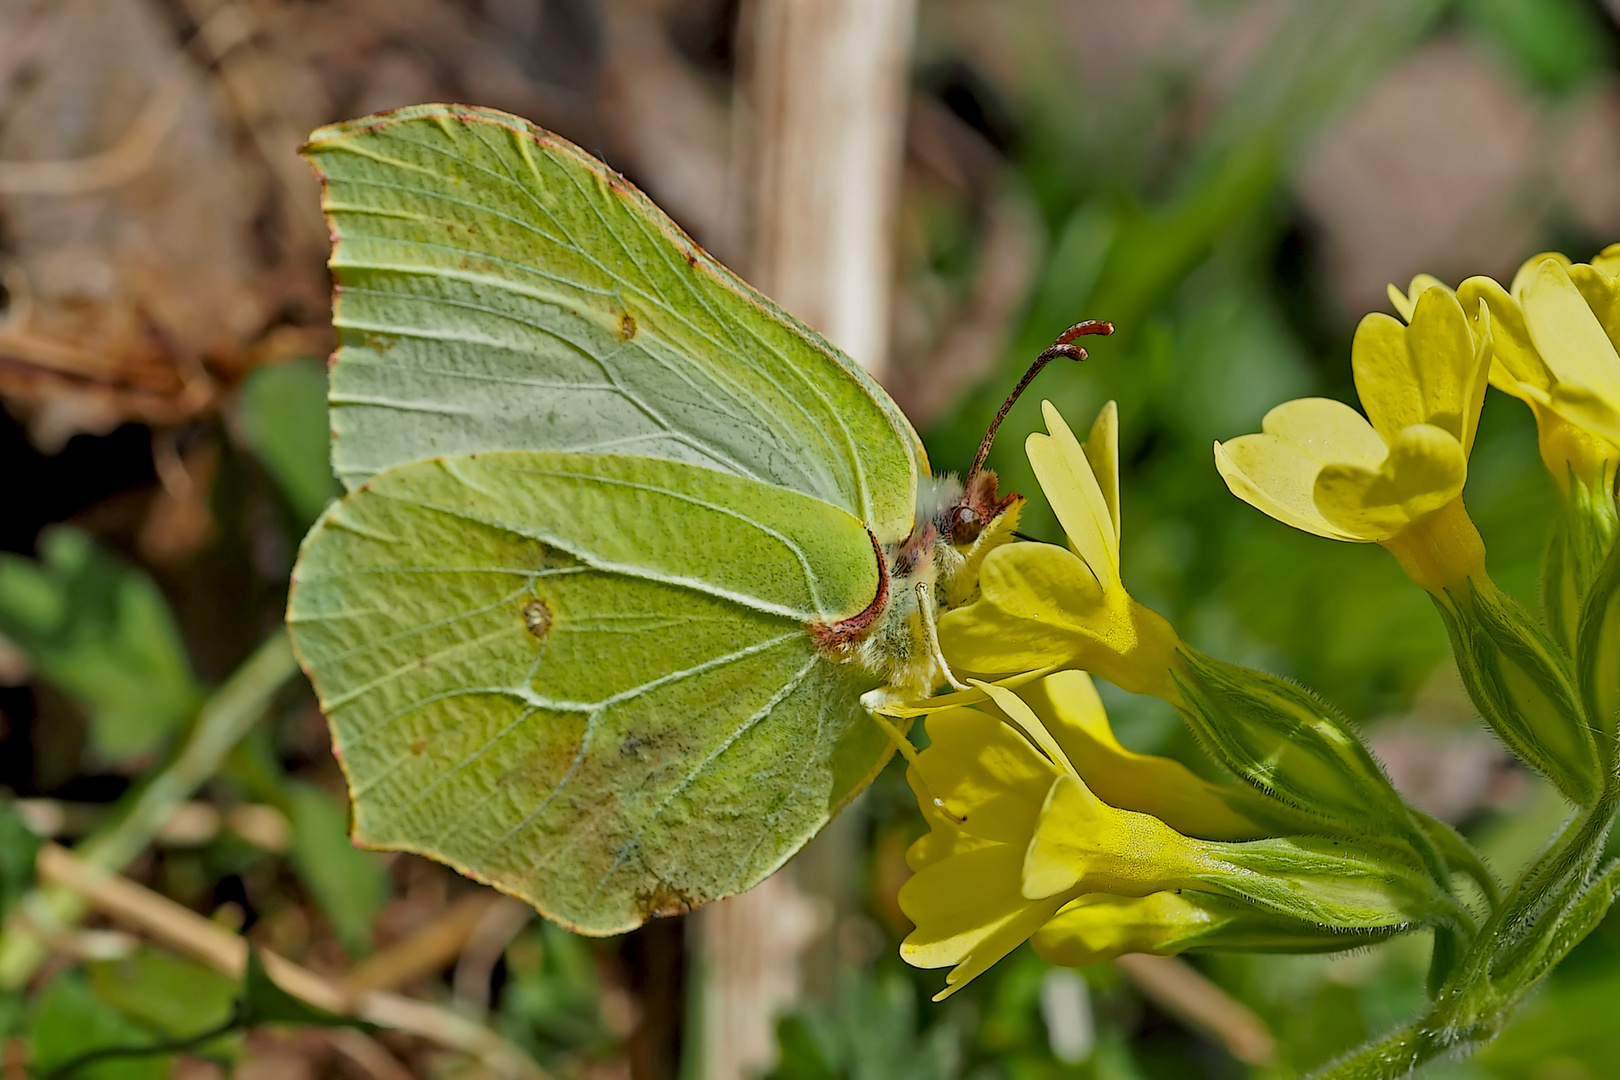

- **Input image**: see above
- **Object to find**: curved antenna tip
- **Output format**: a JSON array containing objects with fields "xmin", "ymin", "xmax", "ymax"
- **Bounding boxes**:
[{"xmin": 967, "ymin": 319, "xmax": 1113, "ymax": 481}]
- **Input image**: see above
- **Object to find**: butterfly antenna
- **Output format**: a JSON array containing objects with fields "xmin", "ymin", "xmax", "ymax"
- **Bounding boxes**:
[{"xmin": 966, "ymin": 319, "xmax": 1113, "ymax": 483}]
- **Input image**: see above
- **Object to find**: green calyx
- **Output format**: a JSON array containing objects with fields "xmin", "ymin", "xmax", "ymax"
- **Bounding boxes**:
[
  {"xmin": 1431, "ymin": 577, "xmax": 1600, "ymax": 804},
  {"xmin": 1187, "ymin": 834, "xmax": 1473, "ymax": 936},
  {"xmin": 1545, "ymin": 464, "xmax": 1619, "ymax": 653},
  {"xmin": 1169, "ymin": 647, "xmax": 1447, "ymax": 869}
]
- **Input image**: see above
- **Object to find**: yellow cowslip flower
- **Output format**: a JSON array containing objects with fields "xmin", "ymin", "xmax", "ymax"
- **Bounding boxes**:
[
  {"xmin": 936, "ymin": 401, "xmax": 1182, "ymax": 698},
  {"xmin": 898, "ymin": 670, "xmax": 1260, "ymax": 999},
  {"xmin": 1450, "ymin": 252, "xmax": 1620, "ymax": 495},
  {"xmin": 1214, "ymin": 284, "xmax": 1491, "ymax": 594},
  {"xmin": 898, "ymin": 670, "xmax": 1459, "ymax": 998}
]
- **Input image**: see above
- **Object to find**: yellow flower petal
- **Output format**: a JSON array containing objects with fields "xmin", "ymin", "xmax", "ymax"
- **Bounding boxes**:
[
  {"xmin": 1460, "ymin": 274, "xmax": 1544, "ymax": 395},
  {"xmin": 1510, "ymin": 250, "xmax": 1571, "ymax": 298},
  {"xmin": 1387, "ymin": 273, "xmax": 1450, "ymax": 323},
  {"xmin": 1214, "ymin": 398, "xmax": 1384, "ymax": 541},
  {"xmin": 1522, "ymin": 258, "xmax": 1620, "ymax": 446},
  {"xmin": 1352, "ymin": 287, "xmax": 1482, "ymax": 448},
  {"xmin": 1566, "ymin": 263, "xmax": 1620, "ymax": 352},
  {"xmin": 937, "ymin": 543, "xmax": 1108, "ymax": 674},
  {"xmin": 1027, "ymin": 401, "xmax": 1119, "ymax": 589},
  {"xmin": 899, "ymin": 702, "xmax": 1071, "ymax": 996},
  {"xmin": 1021, "ymin": 671, "xmax": 1263, "ymax": 842},
  {"xmin": 907, "ymin": 705, "xmax": 1057, "ymax": 863},
  {"xmin": 1590, "ymin": 242, "xmax": 1620, "ymax": 278},
  {"xmin": 972, "ymin": 680, "xmax": 1080, "ymax": 778},
  {"xmin": 938, "ymin": 543, "xmax": 1182, "ymax": 698},
  {"xmin": 1314, "ymin": 423, "xmax": 1468, "ymax": 541},
  {"xmin": 1084, "ymin": 401, "xmax": 1122, "ymax": 553},
  {"xmin": 1022, "ymin": 774, "xmax": 1204, "ymax": 901},
  {"xmin": 923, "ymin": 889, "xmax": 1071, "ymax": 1000},
  {"xmin": 1031, "ymin": 892, "xmax": 1218, "ymax": 967},
  {"xmin": 872, "ymin": 668, "xmax": 1052, "ymax": 720},
  {"xmin": 901, "ymin": 844, "xmax": 1064, "ymax": 972}
]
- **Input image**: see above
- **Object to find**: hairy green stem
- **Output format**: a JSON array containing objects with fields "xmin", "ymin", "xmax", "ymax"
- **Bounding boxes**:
[
  {"xmin": 0, "ymin": 632, "xmax": 299, "ymax": 988},
  {"xmin": 1312, "ymin": 789, "xmax": 1620, "ymax": 1079}
]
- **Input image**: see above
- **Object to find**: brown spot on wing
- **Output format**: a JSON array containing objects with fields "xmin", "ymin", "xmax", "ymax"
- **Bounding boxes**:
[
  {"xmin": 636, "ymin": 882, "xmax": 696, "ymax": 921},
  {"xmin": 522, "ymin": 598, "xmax": 554, "ymax": 639}
]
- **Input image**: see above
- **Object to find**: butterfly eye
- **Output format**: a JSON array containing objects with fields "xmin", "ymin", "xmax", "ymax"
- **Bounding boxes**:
[{"xmin": 951, "ymin": 505, "xmax": 982, "ymax": 544}]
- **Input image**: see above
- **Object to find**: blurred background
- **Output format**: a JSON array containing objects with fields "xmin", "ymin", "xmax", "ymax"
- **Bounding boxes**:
[{"xmin": 2, "ymin": 0, "xmax": 1620, "ymax": 1077}]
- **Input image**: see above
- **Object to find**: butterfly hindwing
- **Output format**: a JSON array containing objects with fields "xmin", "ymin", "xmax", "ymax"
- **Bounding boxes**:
[
  {"xmin": 287, "ymin": 452, "xmax": 892, "ymax": 932},
  {"xmin": 304, "ymin": 104, "xmax": 925, "ymax": 546}
]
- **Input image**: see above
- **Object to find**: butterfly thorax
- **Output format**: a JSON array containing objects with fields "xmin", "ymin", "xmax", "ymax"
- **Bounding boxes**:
[{"xmin": 811, "ymin": 471, "xmax": 1023, "ymax": 699}]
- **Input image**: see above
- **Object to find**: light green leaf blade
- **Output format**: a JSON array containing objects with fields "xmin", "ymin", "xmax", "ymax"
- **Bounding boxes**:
[
  {"xmin": 287, "ymin": 451, "xmax": 892, "ymax": 933},
  {"xmin": 303, "ymin": 103, "xmax": 924, "ymax": 545}
]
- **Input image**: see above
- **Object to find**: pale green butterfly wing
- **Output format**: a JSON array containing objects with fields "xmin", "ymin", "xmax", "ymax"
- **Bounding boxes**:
[
  {"xmin": 286, "ymin": 451, "xmax": 891, "ymax": 933},
  {"xmin": 303, "ymin": 103, "xmax": 926, "ymax": 545}
]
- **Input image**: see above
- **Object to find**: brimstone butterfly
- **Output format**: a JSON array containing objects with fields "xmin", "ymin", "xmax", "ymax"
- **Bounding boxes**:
[{"xmin": 285, "ymin": 104, "xmax": 1108, "ymax": 934}]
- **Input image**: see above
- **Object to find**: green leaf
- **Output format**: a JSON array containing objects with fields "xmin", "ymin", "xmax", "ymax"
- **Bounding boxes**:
[
  {"xmin": 238, "ymin": 358, "xmax": 342, "ymax": 527},
  {"xmin": 302, "ymin": 104, "xmax": 923, "ymax": 546},
  {"xmin": 0, "ymin": 527, "xmax": 200, "ymax": 762},
  {"xmin": 0, "ymin": 798, "xmax": 41, "ymax": 920},
  {"xmin": 27, "ymin": 971, "xmax": 169, "ymax": 1080},
  {"xmin": 285, "ymin": 781, "xmax": 388, "ymax": 956},
  {"xmin": 763, "ymin": 970, "xmax": 961, "ymax": 1080},
  {"xmin": 1459, "ymin": 0, "xmax": 1607, "ymax": 95},
  {"xmin": 287, "ymin": 450, "xmax": 890, "ymax": 933},
  {"xmin": 87, "ymin": 949, "xmax": 238, "ymax": 1051},
  {"xmin": 239, "ymin": 945, "xmax": 371, "ymax": 1031},
  {"xmin": 497, "ymin": 921, "xmax": 617, "ymax": 1061}
]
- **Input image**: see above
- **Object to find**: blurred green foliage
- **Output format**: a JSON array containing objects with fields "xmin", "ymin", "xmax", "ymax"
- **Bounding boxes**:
[
  {"xmin": 764, "ymin": 970, "xmax": 960, "ymax": 1080},
  {"xmin": 238, "ymin": 358, "xmax": 342, "ymax": 528},
  {"xmin": 0, "ymin": 799, "xmax": 40, "ymax": 921},
  {"xmin": 1458, "ymin": 0, "xmax": 1610, "ymax": 94},
  {"xmin": 499, "ymin": 920, "xmax": 625, "ymax": 1067},
  {"xmin": 0, "ymin": 528, "xmax": 200, "ymax": 762},
  {"xmin": 85, "ymin": 950, "xmax": 239, "ymax": 1059},
  {"xmin": 283, "ymin": 780, "xmax": 389, "ymax": 957},
  {"xmin": 27, "ymin": 970, "xmax": 172, "ymax": 1080}
]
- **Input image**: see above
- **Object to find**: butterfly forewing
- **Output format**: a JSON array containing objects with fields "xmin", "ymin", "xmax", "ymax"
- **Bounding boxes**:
[
  {"xmin": 306, "ymin": 104, "xmax": 924, "ymax": 546},
  {"xmin": 287, "ymin": 452, "xmax": 892, "ymax": 932}
]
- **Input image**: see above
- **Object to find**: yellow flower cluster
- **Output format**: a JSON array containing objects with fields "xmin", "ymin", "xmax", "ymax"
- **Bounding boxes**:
[
  {"xmin": 890, "ymin": 245, "xmax": 1620, "ymax": 999},
  {"xmin": 1218, "ymin": 249, "xmax": 1620, "ymax": 593}
]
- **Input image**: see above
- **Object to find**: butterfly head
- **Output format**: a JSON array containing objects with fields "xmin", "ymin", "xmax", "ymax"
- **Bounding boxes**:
[{"xmin": 925, "ymin": 470, "xmax": 1024, "ymax": 609}]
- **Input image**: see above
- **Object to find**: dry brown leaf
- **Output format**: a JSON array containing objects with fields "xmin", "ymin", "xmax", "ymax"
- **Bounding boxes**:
[{"xmin": 0, "ymin": 0, "xmax": 271, "ymax": 446}]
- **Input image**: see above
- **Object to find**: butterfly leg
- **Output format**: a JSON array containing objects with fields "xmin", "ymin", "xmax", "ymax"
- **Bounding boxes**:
[
  {"xmin": 863, "ymin": 707, "xmax": 966, "ymax": 824},
  {"xmin": 915, "ymin": 581, "xmax": 970, "ymax": 692}
]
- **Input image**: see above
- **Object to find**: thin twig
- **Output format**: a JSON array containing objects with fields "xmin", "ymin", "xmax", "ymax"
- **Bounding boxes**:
[
  {"xmin": 0, "ymin": 632, "xmax": 300, "ymax": 988},
  {"xmin": 453, "ymin": 899, "xmax": 535, "ymax": 1013},
  {"xmin": 0, "ymin": 66, "xmax": 190, "ymax": 196},
  {"xmin": 341, "ymin": 893, "xmax": 502, "ymax": 999},
  {"xmin": 1114, "ymin": 953, "xmax": 1277, "ymax": 1065},
  {"xmin": 34, "ymin": 844, "xmax": 545, "ymax": 1079}
]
